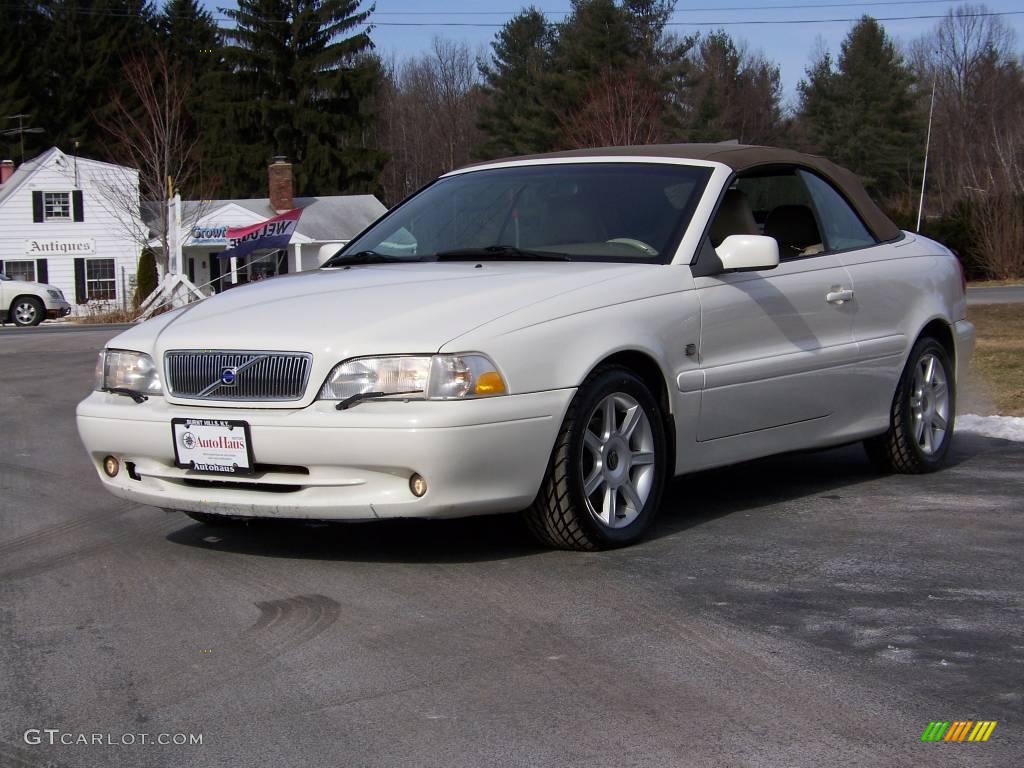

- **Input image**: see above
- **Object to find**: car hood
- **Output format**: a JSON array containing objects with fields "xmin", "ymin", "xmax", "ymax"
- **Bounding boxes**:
[
  {"xmin": 5, "ymin": 279, "xmax": 60, "ymax": 294},
  {"xmin": 129, "ymin": 262, "xmax": 637, "ymax": 361}
]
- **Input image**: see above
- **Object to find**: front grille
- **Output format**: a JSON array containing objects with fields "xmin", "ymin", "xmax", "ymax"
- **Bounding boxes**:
[{"xmin": 164, "ymin": 350, "xmax": 313, "ymax": 401}]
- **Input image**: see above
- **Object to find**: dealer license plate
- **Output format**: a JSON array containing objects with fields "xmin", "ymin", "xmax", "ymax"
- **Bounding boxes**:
[{"xmin": 172, "ymin": 418, "xmax": 254, "ymax": 475}]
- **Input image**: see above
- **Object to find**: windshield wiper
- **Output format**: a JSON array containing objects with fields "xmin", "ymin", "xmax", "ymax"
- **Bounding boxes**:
[
  {"xmin": 102, "ymin": 387, "xmax": 148, "ymax": 404},
  {"xmin": 322, "ymin": 250, "xmax": 431, "ymax": 268},
  {"xmin": 434, "ymin": 245, "xmax": 571, "ymax": 262},
  {"xmin": 336, "ymin": 390, "xmax": 424, "ymax": 410}
]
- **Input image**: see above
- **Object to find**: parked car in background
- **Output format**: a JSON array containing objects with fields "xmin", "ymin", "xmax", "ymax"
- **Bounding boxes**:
[
  {"xmin": 77, "ymin": 144, "xmax": 974, "ymax": 550},
  {"xmin": 0, "ymin": 272, "xmax": 71, "ymax": 326}
]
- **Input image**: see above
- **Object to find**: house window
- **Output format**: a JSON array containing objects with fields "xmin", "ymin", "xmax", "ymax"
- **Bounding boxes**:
[
  {"xmin": 5, "ymin": 260, "xmax": 36, "ymax": 282},
  {"xmin": 86, "ymin": 258, "xmax": 116, "ymax": 301},
  {"xmin": 44, "ymin": 192, "xmax": 71, "ymax": 220}
]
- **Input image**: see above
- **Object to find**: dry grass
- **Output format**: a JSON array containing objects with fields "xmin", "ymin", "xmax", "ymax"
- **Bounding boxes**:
[
  {"xmin": 967, "ymin": 304, "xmax": 1024, "ymax": 416},
  {"xmin": 968, "ymin": 279, "xmax": 1024, "ymax": 287},
  {"xmin": 71, "ymin": 306, "xmax": 138, "ymax": 324}
]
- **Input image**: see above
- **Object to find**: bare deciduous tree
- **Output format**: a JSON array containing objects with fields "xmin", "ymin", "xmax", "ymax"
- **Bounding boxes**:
[
  {"xmin": 377, "ymin": 39, "xmax": 485, "ymax": 205},
  {"xmin": 911, "ymin": 4, "xmax": 1024, "ymax": 277},
  {"xmin": 94, "ymin": 48, "xmax": 218, "ymax": 276},
  {"xmin": 684, "ymin": 32, "xmax": 783, "ymax": 145},
  {"xmin": 560, "ymin": 68, "xmax": 663, "ymax": 148},
  {"xmin": 911, "ymin": 6, "xmax": 1024, "ymax": 199}
]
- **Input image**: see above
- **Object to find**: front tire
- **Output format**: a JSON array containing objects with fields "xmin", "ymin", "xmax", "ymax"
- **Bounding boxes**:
[
  {"xmin": 12, "ymin": 297, "xmax": 44, "ymax": 327},
  {"xmin": 864, "ymin": 337, "xmax": 955, "ymax": 473},
  {"xmin": 524, "ymin": 366, "xmax": 667, "ymax": 550}
]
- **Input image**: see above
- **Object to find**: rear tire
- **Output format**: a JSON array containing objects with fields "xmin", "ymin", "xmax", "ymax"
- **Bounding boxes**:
[
  {"xmin": 12, "ymin": 297, "xmax": 44, "ymax": 327},
  {"xmin": 523, "ymin": 366, "xmax": 667, "ymax": 550},
  {"xmin": 864, "ymin": 337, "xmax": 955, "ymax": 474}
]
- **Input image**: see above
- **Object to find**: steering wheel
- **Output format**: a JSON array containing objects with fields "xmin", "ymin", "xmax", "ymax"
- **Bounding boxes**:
[{"xmin": 606, "ymin": 238, "xmax": 658, "ymax": 256}]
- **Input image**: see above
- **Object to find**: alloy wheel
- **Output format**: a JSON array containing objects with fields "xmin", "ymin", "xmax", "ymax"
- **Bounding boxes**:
[
  {"xmin": 580, "ymin": 392, "xmax": 656, "ymax": 529},
  {"xmin": 910, "ymin": 352, "xmax": 950, "ymax": 455},
  {"xmin": 14, "ymin": 301, "xmax": 39, "ymax": 325}
]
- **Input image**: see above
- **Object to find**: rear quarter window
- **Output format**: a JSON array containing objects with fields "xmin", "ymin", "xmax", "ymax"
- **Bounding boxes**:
[{"xmin": 799, "ymin": 170, "xmax": 876, "ymax": 252}]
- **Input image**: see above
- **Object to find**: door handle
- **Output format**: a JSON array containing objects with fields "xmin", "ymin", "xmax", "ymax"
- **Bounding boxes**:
[{"xmin": 826, "ymin": 288, "xmax": 854, "ymax": 304}]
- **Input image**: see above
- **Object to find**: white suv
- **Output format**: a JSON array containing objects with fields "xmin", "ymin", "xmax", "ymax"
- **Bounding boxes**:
[{"xmin": 0, "ymin": 273, "xmax": 72, "ymax": 326}]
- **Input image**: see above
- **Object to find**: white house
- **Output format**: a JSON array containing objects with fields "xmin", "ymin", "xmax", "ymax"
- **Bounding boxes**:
[
  {"xmin": 0, "ymin": 147, "xmax": 143, "ymax": 312},
  {"xmin": 147, "ymin": 158, "xmax": 387, "ymax": 293}
]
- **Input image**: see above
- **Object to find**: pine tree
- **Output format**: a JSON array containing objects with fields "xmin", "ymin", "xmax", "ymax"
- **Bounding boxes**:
[
  {"xmin": 553, "ymin": 0, "xmax": 687, "ymax": 133},
  {"xmin": 160, "ymin": 0, "xmax": 219, "ymax": 66},
  {"xmin": 210, "ymin": 0, "xmax": 383, "ymax": 197},
  {"xmin": 797, "ymin": 16, "xmax": 922, "ymax": 200},
  {"xmin": 158, "ymin": 0, "xmax": 223, "ymax": 197},
  {"xmin": 0, "ymin": 2, "xmax": 46, "ymax": 162},
  {"xmin": 477, "ymin": 8, "xmax": 559, "ymax": 158},
  {"xmin": 686, "ymin": 31, "xmax": 783, "ymax": 145},
  {"xmin": 134, "ymin": 249, "xmax": 158, "ymax": 307},
  {"xmin": 37, "ymin": 1, "xmax": 157, "ymax": 158},
  {"xmin": 477, "ymin": 1, "xmax": 689, "ymax": 156}
]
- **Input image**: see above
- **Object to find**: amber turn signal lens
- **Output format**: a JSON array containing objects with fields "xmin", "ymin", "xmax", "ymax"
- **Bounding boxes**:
[
  {"xmin": 103, "ymin": 455, "xmax": 120, "ymax": 477},
  {"xmin": 474, "ymin": 371, "xmax": 506, "ymax": 395}
]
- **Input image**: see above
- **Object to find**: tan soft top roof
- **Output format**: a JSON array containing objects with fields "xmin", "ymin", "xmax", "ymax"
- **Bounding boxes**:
[{"xmin": 469, "ymin": 143, "xmax": 902, "ymax": 243}]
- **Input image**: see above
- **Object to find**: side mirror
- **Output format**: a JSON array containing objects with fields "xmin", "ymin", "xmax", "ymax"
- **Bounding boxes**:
[{"xmin": 715, "ymin": 235, "xmax": 780, "ymax": 273}]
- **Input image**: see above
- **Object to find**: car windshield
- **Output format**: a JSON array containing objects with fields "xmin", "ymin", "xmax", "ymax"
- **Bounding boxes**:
[{"xmin": 325, "ymin": 162, "xmax": 712, "ymax": 266}]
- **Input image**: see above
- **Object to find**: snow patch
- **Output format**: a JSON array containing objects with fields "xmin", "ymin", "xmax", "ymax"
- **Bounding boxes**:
[{"xmin": 956, "ymin": 414, "xmax": 1024, "ymax": 442}]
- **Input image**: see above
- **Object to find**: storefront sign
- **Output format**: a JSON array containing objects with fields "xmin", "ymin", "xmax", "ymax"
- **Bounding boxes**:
[
  {"xmin": 188, "ymin": 225, "xmax": 229, "ymax": 245},
  {"xmin": 25, "ymin": 238, "xmax": 95, "ymax": 256}
]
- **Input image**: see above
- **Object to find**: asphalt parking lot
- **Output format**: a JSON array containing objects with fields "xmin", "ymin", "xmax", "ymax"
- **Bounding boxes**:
[{"xmin": 1, "ymin": 326, "xmax": 1021, "ymax": 768}]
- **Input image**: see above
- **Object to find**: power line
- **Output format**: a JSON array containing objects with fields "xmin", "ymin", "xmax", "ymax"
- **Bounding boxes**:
[
  {"xmin": 0, "ymin": 1, "xmax": 1018, "ymax": 27},
  {"xmin": 371, "ymin": 1, "xmax": 964, "ymax": 14},
  {"xmin": 1, "ymin": 114, "xmax": 45, "ymax": 164},
  {"xmin": 0, "ymin": 0, "xmax": 985, "ymax": 20},
  {"xmin": 369, "ymin": 10, "xmax": 1024, "ymax": 27}
]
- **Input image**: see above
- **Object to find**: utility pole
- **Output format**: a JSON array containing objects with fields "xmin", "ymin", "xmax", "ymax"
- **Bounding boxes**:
[{"xmin": 1, "ymin": 114, "xmax": 45, "ymax": 164}]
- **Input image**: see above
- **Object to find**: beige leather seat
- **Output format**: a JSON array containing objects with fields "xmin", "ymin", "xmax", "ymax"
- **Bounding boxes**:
[
  {"xmin": 709, "ymin": 189, "xmax": 759, "ymax": 247},
  {"xmin": 764, "ymin": 204, "xmax": 824, "ymax": 257}
]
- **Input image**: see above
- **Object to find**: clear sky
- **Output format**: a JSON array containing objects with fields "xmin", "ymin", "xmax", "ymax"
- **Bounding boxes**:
[{"xmin": 208, "ymin": 1, "xmax": 1024, "ymax": 107}]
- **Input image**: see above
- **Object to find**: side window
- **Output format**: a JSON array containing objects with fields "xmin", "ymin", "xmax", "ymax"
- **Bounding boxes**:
[
  {"xmin": 734, "ymin": 170, "xmax": 824, "ymax": 259},
  {"xmin": 799, "ymin": 170, "xmax": 875, "ymax": 252},
  {"xmin": 5, "ymin": 260, "xmax": 36, "ymax": 282}
]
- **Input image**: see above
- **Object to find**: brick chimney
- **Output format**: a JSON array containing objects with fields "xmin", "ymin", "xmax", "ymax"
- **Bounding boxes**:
[
  {"xmin": 268, "ymin": 156, "xmax": 294, "ymax": 213},
  {"xmin": 0, "ymin": 160, "xmax": 14, "ymax": 185}
]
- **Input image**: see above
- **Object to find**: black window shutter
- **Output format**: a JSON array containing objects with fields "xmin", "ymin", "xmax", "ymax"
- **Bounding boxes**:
[
  {"xmin": 278, "ymin": 249, "xmax": 288, "ymax": 275},
  {"xmin": 32, "ymin": 191, "xmax": 44, "ymax": 222},
  {"xmin": 187, "ymin": 257, "xmax": 195, "ymax": 283},
  {"xmin": 72, "ymin": 190, "xmax": 84, "ymax": 222},
  {"xmin": 36, "ymin": 259, "xmax": 48, "ymax": 284},
  {"xmin": 0, "ymin": 260, "xmax": 5, "ymax": 275},
  {"xmin": 74, "ymin": 258, "xmax": 87, "ymax": 303}
]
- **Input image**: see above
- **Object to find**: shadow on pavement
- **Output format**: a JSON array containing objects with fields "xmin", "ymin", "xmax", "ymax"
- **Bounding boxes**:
[{"xmin": 164, "ymin": 432, "xmax": 1008, "ymax": 564}]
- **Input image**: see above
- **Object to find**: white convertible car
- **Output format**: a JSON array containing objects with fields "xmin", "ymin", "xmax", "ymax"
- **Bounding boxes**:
[{"xmin": 77, "ymin": 145, "xmax": 974, "ymax": 550}]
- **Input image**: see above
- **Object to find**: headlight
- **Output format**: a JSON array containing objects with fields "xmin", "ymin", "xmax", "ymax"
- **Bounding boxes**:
[
  {"xmin": 47, "ymin": 289, "xmax": 62, "ymax": 300},
  {"xmin": 96, "ymin": 349, "xmax": 163, "ymax": 394},
  {"xmin": 319, "ymin": 354, "xmax": 507, "ymax": 402}
]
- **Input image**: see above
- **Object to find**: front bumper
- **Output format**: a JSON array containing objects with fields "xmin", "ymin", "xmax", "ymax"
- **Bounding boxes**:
[
  {"xmin": 76, "ymin": 389, "xmax": 575, "ymax": 521},
  {"xmin": 47, "ymin": 302, "xmax": 72, "ymax": 319}
]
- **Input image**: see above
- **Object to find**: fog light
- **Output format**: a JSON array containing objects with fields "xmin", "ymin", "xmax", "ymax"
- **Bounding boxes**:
[
  {"xmin": 103, "ymin": 455, "xmax": 120, "ymax": 477},
  {"xmin": 409, "ymin": 473, "xmax": 427, "ymax": 497}
]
